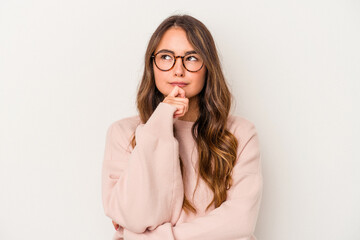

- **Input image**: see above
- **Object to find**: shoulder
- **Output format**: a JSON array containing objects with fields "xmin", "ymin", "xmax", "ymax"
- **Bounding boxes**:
[
  {"xmin": 108, "ymin": 115, "xmax": 141, "ymax": 133},
  {"xmin": 227, "ymin": 115, "xmax": 257, "ymax": 135},
  {"xmin": 226, "ymin": 114, "xmax": 259, "ymax": 147},
  {"xmin": 105, "ymin": 115, "xmax": 141, "ymax": 149},
  {"xmin": 227, "ymin": 115, "xmax": 261, "ymax": 174}
]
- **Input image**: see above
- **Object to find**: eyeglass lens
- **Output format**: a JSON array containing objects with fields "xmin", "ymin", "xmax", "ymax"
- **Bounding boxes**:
[{"xmin": 154, "ymin": 53, "xmax": 203, "ymax": 72}]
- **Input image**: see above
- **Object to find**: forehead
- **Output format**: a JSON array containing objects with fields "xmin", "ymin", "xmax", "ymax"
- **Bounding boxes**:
[{"xmin": 155, "ymin": 27, "xmax": 195, "ymax": 54}]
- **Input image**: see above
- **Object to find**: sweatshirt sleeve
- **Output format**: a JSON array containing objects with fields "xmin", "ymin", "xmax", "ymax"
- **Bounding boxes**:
[
  {"xmin": 101, "ymin": 102, "xmax": 185, "ymax": 234},
  {"xmin": 123, "ymin": 120, "xmax": 263, "ymax": 240}
]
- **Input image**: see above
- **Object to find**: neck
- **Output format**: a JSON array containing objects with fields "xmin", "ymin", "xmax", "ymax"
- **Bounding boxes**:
[{"xmin": 178, "ymin": 96, "xmax": 199, "ymax": 122}]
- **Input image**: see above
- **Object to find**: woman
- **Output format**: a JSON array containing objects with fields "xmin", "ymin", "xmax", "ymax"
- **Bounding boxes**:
[{"xmin": 101, "ymin": 14, "xmax": 263, "ymax": 240}]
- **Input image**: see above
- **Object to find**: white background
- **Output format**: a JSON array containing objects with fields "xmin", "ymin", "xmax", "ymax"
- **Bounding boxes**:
[{"xmin": 0, "ymin": 0, "xmax": 359, "ymax": 239}]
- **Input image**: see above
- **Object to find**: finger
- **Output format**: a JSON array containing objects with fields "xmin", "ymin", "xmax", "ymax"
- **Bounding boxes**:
[
  {"xmin": 174, "ymin": 106, "xmax": 187, "ymax": 116},
  {"xmin": 173, "ymin": 112, "xmax": 184, "ymax": 118},
  {"xmin": 173, "ymin": 97, "xmax": 188, "ymax": 113},
  {"xmin": 177, "ymin": 87, "xmax": 186, "ymax": 98},
  {"xmin": 168, "ymin": 85, "xmax": 186, "ymax": 98},
  {"xmin": 163, "ymin": 95, "xmax": 189, "ymax": 116},
  {"xmin": 164, "ymin": 100, "xmax": 187, "ymax": 113},
  {"xmin": 167, "ymin": 86, "xmax": 180, "ymax": 97},
  {"xmin": 164, "ymin": 97, "xmax": 188, "ymax": 106}
]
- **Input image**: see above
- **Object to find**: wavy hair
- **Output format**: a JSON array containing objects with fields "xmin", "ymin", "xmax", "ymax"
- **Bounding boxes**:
[{"xmin": 130, "ymin": 14, "xmax": 238, "ymax": 214}]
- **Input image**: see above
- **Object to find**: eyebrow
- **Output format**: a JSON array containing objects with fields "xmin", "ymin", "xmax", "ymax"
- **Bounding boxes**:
[{"xmin": 155, "ymin": 49, "xmax": 197, "ymax": 55}]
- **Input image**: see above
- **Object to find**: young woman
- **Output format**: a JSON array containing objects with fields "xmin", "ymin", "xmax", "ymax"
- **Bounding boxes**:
[{"xmin": 101, "ymin": 14, "xmax": 263, "ymax": 240}]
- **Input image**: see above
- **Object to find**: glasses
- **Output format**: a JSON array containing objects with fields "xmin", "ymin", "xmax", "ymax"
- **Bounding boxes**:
[{"xmin": 152, "ymin": 51, "xmax": 204, "ymax": 72}]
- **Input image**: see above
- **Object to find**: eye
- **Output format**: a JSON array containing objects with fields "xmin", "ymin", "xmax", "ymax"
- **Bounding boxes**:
[
  {"xmin": 159, "ymin": 54, "xmax": 173, "ymax": 61},
  {"xmin": 185, "ymin": 55, "xmax": 199, "ymax": 61}
]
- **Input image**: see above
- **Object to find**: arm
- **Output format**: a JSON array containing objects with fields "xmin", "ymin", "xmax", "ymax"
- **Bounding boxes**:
[
  {"xmin": 124, "ymin": 121, "xmax": 263, "ymax": 240},
  {"xmin": 101, "ymin": 102, "xmax": 184, "ymax": 234}
]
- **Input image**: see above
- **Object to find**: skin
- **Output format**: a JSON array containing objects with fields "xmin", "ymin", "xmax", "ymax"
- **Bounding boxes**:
[
  {"xmin": 154, "ymin": 27, "xmax": 206, "ymax": 122},
  {"xmin": 111, "ymin": 27, "xmax": 207, "ymax": 231}
]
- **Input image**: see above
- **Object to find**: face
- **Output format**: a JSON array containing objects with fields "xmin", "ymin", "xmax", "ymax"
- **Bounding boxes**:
[{"xmin": 153, "ymin": 27, "xmax": 206, "ymax": 99}]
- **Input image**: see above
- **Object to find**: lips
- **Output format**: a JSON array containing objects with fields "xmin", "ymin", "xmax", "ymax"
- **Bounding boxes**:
[{"xmin": 170, "ymin": 82, "xmax": 188, "ymax": 87}]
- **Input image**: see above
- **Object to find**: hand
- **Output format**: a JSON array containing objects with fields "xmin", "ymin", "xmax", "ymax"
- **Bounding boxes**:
[
  {"xmin": 163, "ymin": 86, "xmax": 189, "ymax": 118},
  {"xmin": 112, "ymin": 220, "xmax": 120, "ymax": 231}
]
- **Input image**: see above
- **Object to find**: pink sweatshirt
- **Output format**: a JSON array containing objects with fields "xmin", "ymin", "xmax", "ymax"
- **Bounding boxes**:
[{"xmin": 101, "ymin": 102, "xmax": 263, "ymax": 240}]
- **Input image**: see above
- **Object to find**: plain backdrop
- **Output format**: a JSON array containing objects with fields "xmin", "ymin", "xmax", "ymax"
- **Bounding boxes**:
[{"xmin": 0, "ymin": 0, "xmax": 359, "ymax": 239}]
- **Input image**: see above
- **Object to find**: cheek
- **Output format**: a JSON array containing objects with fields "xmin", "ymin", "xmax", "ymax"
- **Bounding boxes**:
[
  {"xmin": 154, "ymin": 70, "xmax": 168, "ymax": 86},
  {"xmin": 187, "ymin": 74, "xmax": 206, "ymax": 97},
  {"xmin": 195, "ymin": 70, "xmax": 206, "ymax": 89},
  {"xmin": 154, "ymin": 69, "xmax": 173, "ymax": 96}
]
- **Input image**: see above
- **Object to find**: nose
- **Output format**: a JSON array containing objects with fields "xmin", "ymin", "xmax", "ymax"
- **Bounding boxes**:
[{"xmin": 173, "ymin": 56, "xmax": 185, "ymax": 77}]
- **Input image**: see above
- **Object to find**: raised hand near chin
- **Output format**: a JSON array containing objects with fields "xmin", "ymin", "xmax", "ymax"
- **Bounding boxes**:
[{"xmin": 162, "ymin": 86, "xmax": 189, "ymax": 118}]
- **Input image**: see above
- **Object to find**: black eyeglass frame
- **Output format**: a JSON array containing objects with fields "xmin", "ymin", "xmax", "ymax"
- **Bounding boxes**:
[{"xmin": 151, "ymin": 51, "xmax": 204, "ymax": 73}]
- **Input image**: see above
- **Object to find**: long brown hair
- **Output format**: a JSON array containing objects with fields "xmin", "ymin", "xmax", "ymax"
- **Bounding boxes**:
[{"xmin": 131, "ymin": 14, "xmax": 238, "ymax": 214}]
